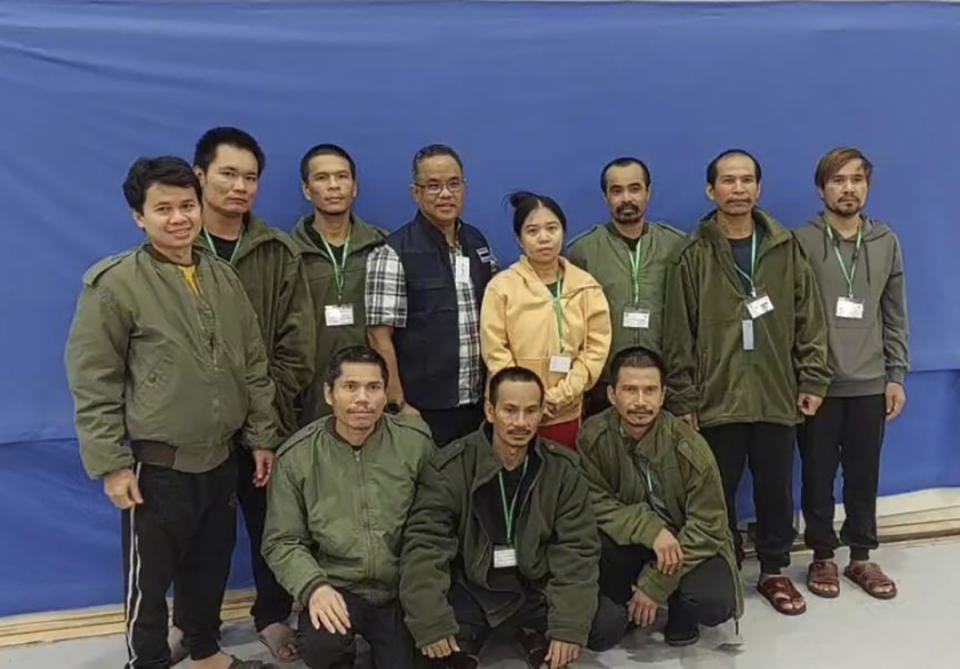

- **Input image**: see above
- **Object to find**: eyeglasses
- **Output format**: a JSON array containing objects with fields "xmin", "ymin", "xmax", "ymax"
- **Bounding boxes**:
[{"xmin": 414, "ymin": 178, "xmax": 465, "ymax": 195}]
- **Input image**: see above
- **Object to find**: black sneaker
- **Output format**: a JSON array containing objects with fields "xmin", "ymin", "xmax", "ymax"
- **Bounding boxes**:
[{"xmin": 664, "ymin": 605, "xmax": 700, "ymax": 647}]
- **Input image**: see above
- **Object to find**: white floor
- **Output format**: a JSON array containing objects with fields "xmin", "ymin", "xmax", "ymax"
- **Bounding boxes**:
[{"xmin": 3, "ymin": 538, "xmax": 959, "ymax": 668}]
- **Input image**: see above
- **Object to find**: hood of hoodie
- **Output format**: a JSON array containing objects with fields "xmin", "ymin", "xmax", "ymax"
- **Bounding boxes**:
[
  {"xmin": 291, "ymin": 212, "xmax": 387, "ymax": 257},
  {"xmin": 805, "ymin": 212, "xmax": 892, "ymax": 288},
  {"xmin": 510, "ymin": 255, "xmax": 602, "ymax": 300}
]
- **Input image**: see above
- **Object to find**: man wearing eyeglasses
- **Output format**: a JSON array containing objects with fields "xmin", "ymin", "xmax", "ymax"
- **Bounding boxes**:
[{"xmin": 366, "ymin": 144, "xmax": 497, "ymax": 446}]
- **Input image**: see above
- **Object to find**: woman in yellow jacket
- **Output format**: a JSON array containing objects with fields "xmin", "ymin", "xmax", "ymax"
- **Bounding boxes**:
[{"xmin": 481, "ymin": 191, "xmax": 612, "ymax": 448}]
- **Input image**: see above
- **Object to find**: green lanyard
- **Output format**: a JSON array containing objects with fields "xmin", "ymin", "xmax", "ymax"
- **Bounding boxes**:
[
  {"xmin": 826, "ymin": 224, "xmax": 862, "ymax": 298},
  {"xmin": 319, "ymin": 233, "xmax": 351, "ymax": 304},
  {"xmin": 627, "ymin": 241, "xmax": 643, "ymax": 305},
  {"xmin": 203, "ymin": 227, "xmax": 243, "ymax": 264},
  {"xmin": 732, "ymin": 231, "xmax": 758, "ymax": 297},
  {"xmin": 497, "ymin": 458, "xmax": 529, "ymax": 544},
  {"xmin": 552, "ymin": 273, "xmax": 565, "ymax": 350}
]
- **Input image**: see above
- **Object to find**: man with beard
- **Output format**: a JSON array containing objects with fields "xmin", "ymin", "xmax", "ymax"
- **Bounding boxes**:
[
  {"xmin": 262, "ymin": 346, "xmax": 434, "ymax": 669},
  {"xmin": 291, "ymin": 143, "xmax": 387, "ymax": 424},
  {"xmin": 663, "ymin": 149, "xmax": 830, "ymax": 617},
  {"xmin": 400, "ymin": 366, "xmax": 625, "ymax": 669},
  {"xmin": 793, "ymin": 147, "xmax": 908, "ymax": 601},
  {"xmin": 578, "ymin": 347, "xmax": 741, "ymax": 647},
  {"xmin": 566, "ymin": 158, "xmax": 685, "ymax": 416}
]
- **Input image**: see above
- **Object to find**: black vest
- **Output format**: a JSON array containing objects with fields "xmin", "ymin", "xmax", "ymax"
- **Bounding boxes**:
[{"xmin": 387, "ymin": 213, "xmax": 495, "ymax": 410}]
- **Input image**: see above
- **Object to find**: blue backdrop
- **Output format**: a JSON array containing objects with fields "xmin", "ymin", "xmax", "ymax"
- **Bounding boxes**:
[{"xmin": 1, "ymin": 1, "xmax": 958, "ymax": 616}]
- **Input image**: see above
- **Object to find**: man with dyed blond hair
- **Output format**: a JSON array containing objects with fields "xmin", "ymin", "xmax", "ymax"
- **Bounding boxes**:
[{"xmin": 793, "ymin": 147, "xmax": 908, "ymax": 601}]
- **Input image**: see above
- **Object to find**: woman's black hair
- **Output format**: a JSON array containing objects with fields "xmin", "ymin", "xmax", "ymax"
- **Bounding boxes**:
[{"xmin": 507, "ymin": 190, "xmax": 567, "ymax": 237}]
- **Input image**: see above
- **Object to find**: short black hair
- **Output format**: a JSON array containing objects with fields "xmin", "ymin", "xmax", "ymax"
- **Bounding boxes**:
[
  {"xmin": 412, "ymin": 144, "xmax": 463, "ymax": 180},
  {"xmin": 324, "ymin": 346, "xmax": 389, "ymax": 388},
  {"xmin": 194, "ymin": 126, "xmax": 266, "ymax": 176},
  {"xmin": 488, "ymin": 366, "xmax": 545, "ymax": 406},
  {"xmin": 706, "ymin": 148, "xmax": 762, "ymax": 186},
  {"xmin": 300, "ymin": 143, "xmax": 356, "ymax": 183},
  {"xmin": 600, "ymin": 157, "xmax": 652, "ymax": 192},
  {"xmin": 610, "ymin": 346, "xmax": 667, "ymax": 386},
  {"xmin": 508, "ymin": 191, "xmax": 567, "ymax": 237},
  {"xmin": 122, "ymin": 156, "xmax": 202, "ymax": 214}
]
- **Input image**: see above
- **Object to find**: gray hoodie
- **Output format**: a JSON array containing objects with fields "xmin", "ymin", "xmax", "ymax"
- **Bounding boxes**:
[{"xmin": 793, "ymin": 214, "xmax": 909, "ymax": 397}]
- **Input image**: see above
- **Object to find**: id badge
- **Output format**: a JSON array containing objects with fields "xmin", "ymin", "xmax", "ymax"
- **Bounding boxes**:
[
  {"xmin": 324, "ymin": 304, "xmax": 355, "ymax": 327},
  {"xmin": 836, "ymin": 296, "xmax": 864, "ymax": 320},
  {"xmin": 742, "ymin": 319, "xmax": 755, "ymax": 351},
  {"xmin": 746, "ymin": 293, "xmax": 774, "ymax": 319},
  {"xmin": 455, "ymin": 256, "xmax": 471, "ymax": 284},
  {"xmin": 623, "ymin": 308, "xmax": 651, "ymax": 329},
  {"xmin": 549, "ymin": 354, "xmax": 572, "ymax": 373},
  {"xmin": 493, "ymin": 545, "xmax": 518, "ymax": 569}
]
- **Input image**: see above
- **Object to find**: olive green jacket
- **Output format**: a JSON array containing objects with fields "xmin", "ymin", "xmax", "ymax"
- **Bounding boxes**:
[
  {"xmin": 400, "ymin": 427, "xmax": 599, "ymax": 648},
  {"xmin": 663, "ymin": 209, "xmax": 831, "ymax": 427},
  {"xmin": 197, "ymin": 215, "xmax": 315, "ymax": 437},
  {"xmin": 262, "ymin": 415, "xmax": 434, "ymax": 606},
  {"xmin": 578, "ymin": 409, "xmax": 742, "ymax": 615},
  {"xmin": 65, "ymin": 245, "xmax": 278, "ymax": 478},
  {"xmin": 290, "ymin": 213, "xmax": 387, "ymax": 423},
  {"xmin": 566, "ymin": 221, "xmax": 686, "ymax": 372}
]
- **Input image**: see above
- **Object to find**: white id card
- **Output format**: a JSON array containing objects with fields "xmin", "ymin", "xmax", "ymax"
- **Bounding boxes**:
[
  {"xmin": 746, "ymin": 294, "xmax": 774, "ymax": 319},
  {"xmin": 836, "ymin": 296, "xmax": 864, "ymax": 320},
  {"xmin": 324, "ymin": 304, "xmax": 355, "ymax": 327},
  {"xmin": 455, "ymin": 256, "xmax": 471, "ymax": 284},
  {"xmin": 742, "ymin": 319, "xmax": 755, "ymax": 351},
  {"xmin": 623, "ymin": 308, "xmax": 651, "ymax": 329},
  {"xmin": 493, "ymin": 545, "xmax": 518, "ymax": 568},
  {"xmin": 549, "ymin": 354, "xmax": 572, "ymax": 373}
]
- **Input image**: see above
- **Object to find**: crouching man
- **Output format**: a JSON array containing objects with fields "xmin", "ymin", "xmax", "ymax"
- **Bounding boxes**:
[
  {"xmin": 578, "ymin": 347, "xmax": 742, "ymax": 646},
  {"xmin": 400, "ymin": 366, "xmax": 626, "ymax": 669},
  {"xmin": 262, "ymin": 346, "xmax": 434, "ymax": 669}
]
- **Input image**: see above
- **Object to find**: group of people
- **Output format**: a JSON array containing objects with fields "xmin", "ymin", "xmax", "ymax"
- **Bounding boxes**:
[{"xmin": 63, "ymin": 128, "xmax": 909, "ymax": 669}]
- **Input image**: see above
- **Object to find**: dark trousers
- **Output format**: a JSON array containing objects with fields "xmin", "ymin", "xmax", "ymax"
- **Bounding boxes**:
[
  {"xmin": 700, "ymin": 422, "xmax": 796, "ymax": 572},
  {"xmin": 173, "ymin": 448, "xmax": 293, "ymax": 633},
  {"xmin": 419, "ymin": 403, "xmax": 484, "ymax": 447},
  {"xmin": 297, "ymin": 592, "xmax": 416, "ymax": 669},
  {"xmin": 235, "ymin": 446, "xmax": 294, "ymax": 630},
  {"xmin": 122, "ymin": 455, "xmax": 237, "ymax": 668},
  {"xmin": 797, "ymin": 395, "xmax": 886, "ymax": 560},
  {"xmin": 598, "ymin": 533, "xmax": 736, "ymax": 628},
  {"xmin": 448, "ymin": 581, "xmax": 627, "ymax": 655}
]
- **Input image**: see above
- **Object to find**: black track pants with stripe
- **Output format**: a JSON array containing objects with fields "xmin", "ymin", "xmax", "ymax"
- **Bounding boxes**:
[{"xmin": 121, "ymin": 454, "xmax": 237, "ymax": 668}]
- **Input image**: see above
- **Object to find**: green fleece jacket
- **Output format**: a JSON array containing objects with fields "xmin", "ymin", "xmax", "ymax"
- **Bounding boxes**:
[
  {"xmin": 578, "ymin": 409, "xmax": 743, "ymax": 615},
  {"xmin": 65, "ymin": 245, "xmax": 278, "ymax": 478},
  {"xmin": 566, "ymin": 221, "xmax": 686, "ymax": 371},
  {"xmin": 400, "ymin": 427, "xmax": 599, "ymax": 648},
  {"xmin": 262, "ymin": 415, "xmax": 434, "ymax": 607},
  {"xmin": 663, "ymin": 209, "xmax": 831, "ymax": 427},
  {"xmin": 290, "ymin": 213, "xmax": 387, "ymax": 423},
  {"xmin": 793, "ymin": 214, "xmax": 909, "ymax": 397},
  {"xmin": 197, "ymin": 215, "xmax": 315, "ymax": 438}
]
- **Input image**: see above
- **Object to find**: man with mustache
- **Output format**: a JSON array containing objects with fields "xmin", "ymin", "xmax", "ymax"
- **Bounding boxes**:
[
  {"xmin": 179, "ymin": 127, "xmax": 315, "ymax": 663},
  {"xmin": 566, "ymin": 158, "xmax": 685, "ymax": 416},
  {"xmin": 400, "ymin": 366, "xmax": 625, "ymax": 669},
  {"xmin": 578, "ymin": 347, "xmax": 741, "ymax": 647},
  {"xmin": 663, "ymin": 149, "xmax": 830, "ymax": 617},
  {"xmin": 65, "ymin": 156, "xmax": 279, "ymax": 669},
  {"xmin": 793, "ymin": 148, "xmax": 908, "ymax": 601},
  {"xmin": 262, "ymin": 346, "xmax": 434, "ymax": 669}
]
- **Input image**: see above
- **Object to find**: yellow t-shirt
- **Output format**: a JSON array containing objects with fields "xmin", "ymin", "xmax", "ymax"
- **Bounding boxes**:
[{"xmin": 178, "ymin": 265, "xmax": 200, "ymax": 296}]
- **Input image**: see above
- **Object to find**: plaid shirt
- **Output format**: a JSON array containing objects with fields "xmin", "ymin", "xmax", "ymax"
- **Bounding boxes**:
[{"xmin": 366, "ymin": 240, "xmax": 496, "ymax": 406}]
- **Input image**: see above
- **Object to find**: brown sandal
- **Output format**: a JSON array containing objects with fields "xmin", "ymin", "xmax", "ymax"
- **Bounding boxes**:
[
  {"xmin": 844, "ymin": 562, "xmax": 898, "ymax": 600},
  {"xmin": 807, "ymin": 560, "xmax": 840, "ymax": 599},
  {"xmin": 757, "ymin": 576, "xmax": 807, "ymax": 616}
]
